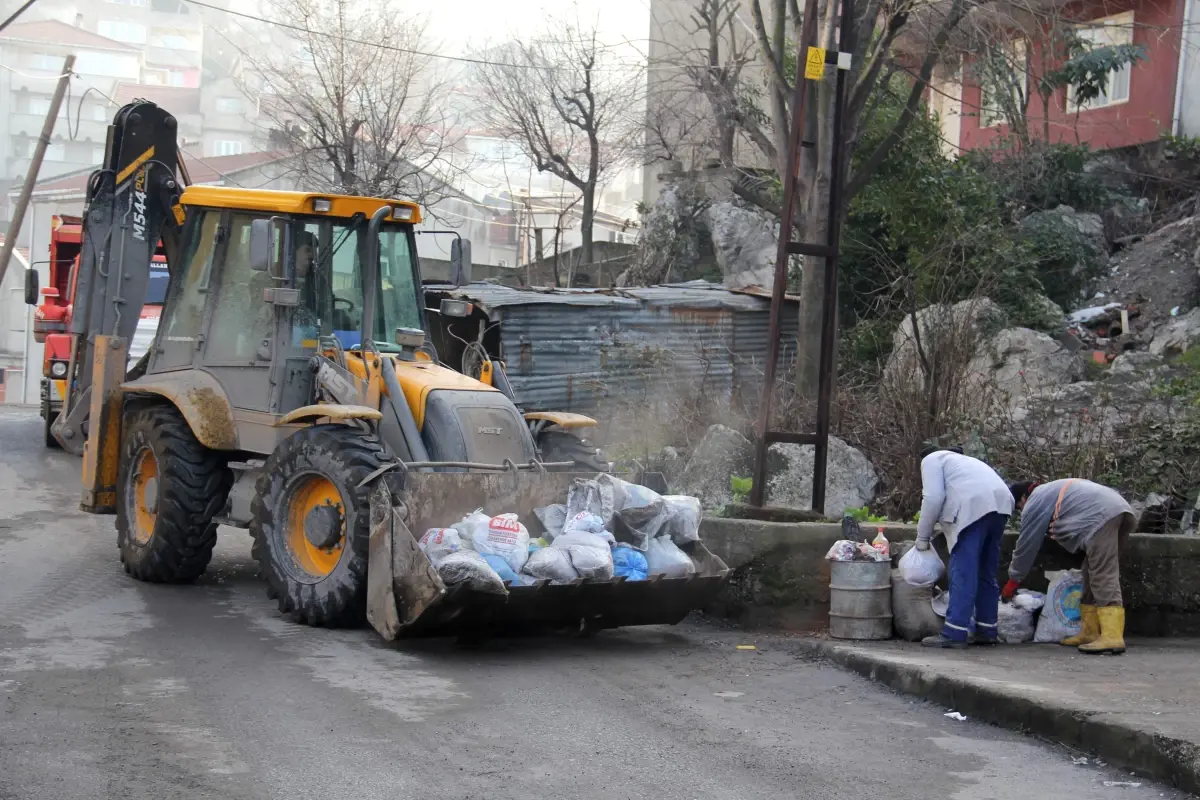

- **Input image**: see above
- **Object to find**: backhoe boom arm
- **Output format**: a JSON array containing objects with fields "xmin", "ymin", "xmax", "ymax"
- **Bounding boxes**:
[{"xmin": 53, "ymin": 101, "xmax": 184, "ymax": 511}]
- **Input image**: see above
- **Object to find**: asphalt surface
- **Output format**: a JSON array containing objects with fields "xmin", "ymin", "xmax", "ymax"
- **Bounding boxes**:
[{"xmin": 0, "ymin": 405, "xmax": 1190, "ymax": 800}]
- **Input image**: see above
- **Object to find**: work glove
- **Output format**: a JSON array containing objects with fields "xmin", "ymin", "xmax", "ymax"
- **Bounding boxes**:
[
  {"xmin": 1001, "ymin": 579, "xmax": 1020, "ymax": 601},
  {"xmin": 915, "ymin": 538, "xmax": 930, "ymax": 552}
]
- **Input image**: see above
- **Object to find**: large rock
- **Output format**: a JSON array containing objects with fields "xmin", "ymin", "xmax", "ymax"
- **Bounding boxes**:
[
  {"xmin": 675, "ymin": 424, "xmax": 754, "ymax": 510},
  {"xmin": 1106, "ymin": 351, "xmax": 1168, "ymax": 382},
  {"xmin": 1150, "ymin": 307, "xmax": 1200, "ymax": 356},
  {"xmin": 883, "ymin": 298, "xmax": 1008, "ymax": 386},
  {"xmin": 764, "ymin": 436, "xmax": 878, "ymax": 517},
  {"xmin": 704, "ymin": 199, "xmax": 778, "ymax": 289},
  {"xmin": 623, "ymin": 182, "xmax": 709, "ymax": 286},
  {"xmin": 969, "ymin": 327, "xmax": 1083, "ymax": 408},
  {"xmin": 1008, "ymin": 378, "xmax": 1170, "ymax": 443}
]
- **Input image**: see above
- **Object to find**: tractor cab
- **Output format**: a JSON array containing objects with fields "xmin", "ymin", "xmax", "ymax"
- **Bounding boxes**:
[{"xmin": 247, "ymin": 204, "xmax": 425, "ymax": 354}]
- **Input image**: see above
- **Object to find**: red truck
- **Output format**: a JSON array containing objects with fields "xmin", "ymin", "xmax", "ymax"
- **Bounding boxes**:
[{"xmin": 29, "ymin": 214, "xmax": 169, "ymax": 447}]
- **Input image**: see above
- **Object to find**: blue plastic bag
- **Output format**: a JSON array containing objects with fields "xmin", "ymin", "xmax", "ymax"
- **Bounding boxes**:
[
  {"xmin": 612, "ymin": 544, "xmax": 648, "ymax": 581},
  {"xmin": 482, "ymin": 554, "xmax": 520, "ymax": 585}
]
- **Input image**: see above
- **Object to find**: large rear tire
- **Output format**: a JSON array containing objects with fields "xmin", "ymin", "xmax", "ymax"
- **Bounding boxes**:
[
  {"xmin": 117, "ymin": 405, "xmax": 232, "ymax": 582},
  {"xmin": 537, "ymin": 429, "xmax": 609, "ymax": 473},
  {"xmin": 251, "ymin": 425, "xmax": 387, "ymax": 627}
]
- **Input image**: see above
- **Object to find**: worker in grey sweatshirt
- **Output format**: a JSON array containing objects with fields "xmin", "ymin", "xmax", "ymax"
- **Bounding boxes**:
[
  {"xmin": 916, "ymin": 445, "xmax": 1014, "ymax": 649},
  {"xmin": 1005, "ymin": 479, "xmax": 1136, "ymax": 654}
]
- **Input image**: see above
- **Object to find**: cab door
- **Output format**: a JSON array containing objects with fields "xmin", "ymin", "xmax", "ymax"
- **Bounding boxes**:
[
  {"xmin": 198, "ymin": 212, "xmax": 280, "ymax": 413},
  {"xmin": 152, "ymin": 209, "xmax": 226, "ymax": 372}
]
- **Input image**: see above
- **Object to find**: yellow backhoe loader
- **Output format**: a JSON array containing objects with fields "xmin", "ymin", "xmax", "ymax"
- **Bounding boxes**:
[{"xmin": 55, "ymin": 101, "xmax": 728, "ymax": 638}]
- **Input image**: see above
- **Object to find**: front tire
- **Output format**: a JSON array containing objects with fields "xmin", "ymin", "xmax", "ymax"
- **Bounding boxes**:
[
  {"xmin": 537, "ymin": 429, "xmax": 609, "ymax": 473},
  {"xmin": 117, "ymin": 405, "xmax": 232, "ymax": 582},
  {"xmin": 251, "ymin": 425, "xmax": 387, "ymax": 627},
  {"xmin": 43, "ymin": 405, "xmax": 59, "ymax": 449}
]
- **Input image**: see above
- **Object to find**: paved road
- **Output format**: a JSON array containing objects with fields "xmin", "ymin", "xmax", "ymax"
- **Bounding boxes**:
[{"xmin": 0, "ymin": 406, "xmax": 1188, "ymax": 800}]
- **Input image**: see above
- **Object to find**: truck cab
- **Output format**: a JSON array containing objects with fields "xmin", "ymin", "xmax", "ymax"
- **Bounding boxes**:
[{"xmin": 30, "ymin": 214, "xmax": 169, "ymax": 447}]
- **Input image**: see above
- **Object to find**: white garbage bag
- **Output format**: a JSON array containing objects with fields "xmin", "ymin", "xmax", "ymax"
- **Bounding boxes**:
[
  {"xmin": 1034, "ymin": 569, "xmax": 1084, "ymax": 643},
  {"xmin": 645, "ymin": 536, "xmax": 696, "ymax": 578},
  {"xmin": 436, "ymin": 550, "xmax": 507, "ymax": 595},
  {"xmin": 418, "ymin": 528, "xmax": 463, "ymax": 564},
  {"xmin": 562, "ymin": 511, "xmax": 612, "ymax": 540},
  {"xmin": 899, "ymin": 545, "xmax": 944, "ymax": 587},
  {"xmin": 891, "ymin": 570, "xmax": 943, "ymax": 641},
  {"xmin": 551, "ymin": 530, "xmax": 614, "ymax": 580},
  {"xmin": 1013, "ymin": 589, "xmax": 1046, "ymax": 612},
  {"xmin": 659, "ymin": 495, "xmax": 702, "ymax": 545},
  {"xmin": 998, "ymin": 601, "xmax": 1036, "ymax": 643},
  {"xmin": 466, "ymin": 513, "xmax": 531, "ymax": 574},
  {"xmin": 566, "ymin": 478, "xmax": 618, "ymax": 529},
  {"xmin": 451, "ymin": 509, "xmax": 491, "ymax": 545},
  {"xmin": 608, "ymin": 476, "xmax": 682, "ymax": 549},
  {"xmin": 533, "ymin": 504, "xmax": 568, "ymax": 539},
  {"xmin": 521, "ymin": 546, "xmax": 579, "ymax": 584}
]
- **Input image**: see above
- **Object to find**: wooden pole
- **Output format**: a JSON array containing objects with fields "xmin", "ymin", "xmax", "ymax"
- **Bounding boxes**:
[{"xmin": 0, "ymin": 54, "xmax": 74, "ymax": 291}]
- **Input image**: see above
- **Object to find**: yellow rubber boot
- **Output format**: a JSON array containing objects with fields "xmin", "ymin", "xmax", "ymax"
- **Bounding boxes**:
[
  {"xmin": 1061, "ymin": 604, "xmax": 1099, "ymax": 647},
  {"xmin": 1079, "ymin": 607, "xmax": 1126, "ymax": 655}
]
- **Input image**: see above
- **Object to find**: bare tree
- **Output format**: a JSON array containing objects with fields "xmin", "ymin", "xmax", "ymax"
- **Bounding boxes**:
[
  {"xmin": 473, "ymin": 20, "xmax": 642, "ymax": 265},
  {"xmin": 645, "ymin": 0, "xmax": 771, "ymax": 169},
  {"xmin": 240, "ymin": 0, "xmax": 456, "ymax": 203}
]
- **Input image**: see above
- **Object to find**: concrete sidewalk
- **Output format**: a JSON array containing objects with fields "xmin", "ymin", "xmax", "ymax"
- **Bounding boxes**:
[{"xmin": 791, "ymin": 636, "xmax": 1200, "ymax": 794}]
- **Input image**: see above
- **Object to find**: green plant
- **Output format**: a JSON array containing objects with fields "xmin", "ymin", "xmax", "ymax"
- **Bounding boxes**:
[
  {"xmin": 846, "ymin": 505, "xmax": 888, "ymax": 523},
  {"xmin": 730, "ymin": 475, "xmax": 753, "ymax": 504},
  {"xmin": 1163, "ymin": 134, "xmax": 1200, "ymax": 161}
]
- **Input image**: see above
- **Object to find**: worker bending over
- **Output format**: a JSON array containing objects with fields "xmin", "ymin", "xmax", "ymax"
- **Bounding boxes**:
[
  {"xmin": 1005, "ymin": 479, "xmax": 1135, "ymax": 655},
  {"xmin": 916, "ymin": 445, "xmax": 1013, "ymax": 649}
]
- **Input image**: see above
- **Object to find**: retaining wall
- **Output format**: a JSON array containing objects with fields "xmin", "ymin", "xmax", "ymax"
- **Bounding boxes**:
[{"xmin": 699, "ymin": 519, "xmax": 1200, "ymax": 635}]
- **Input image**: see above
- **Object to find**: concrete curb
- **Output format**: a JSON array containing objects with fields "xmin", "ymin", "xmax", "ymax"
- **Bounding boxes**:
[{"xmin": 792, "ymin": 638, "xmax": 1200, "ymax": 795}]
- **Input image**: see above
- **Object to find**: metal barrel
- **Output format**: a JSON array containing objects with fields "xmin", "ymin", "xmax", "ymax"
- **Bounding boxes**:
[{"xmin": 828, "ymin": 560, "xmax": 893, "ymax": 640}]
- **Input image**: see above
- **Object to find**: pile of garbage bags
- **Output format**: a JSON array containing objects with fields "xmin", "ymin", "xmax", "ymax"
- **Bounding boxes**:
[
  {"xmin": 892, "ymin": 541, "xmax": 1075, "ymax": 644},
  {"xmin": 417, "ymin": 475, "xmax": 704, "ymax": 593}
]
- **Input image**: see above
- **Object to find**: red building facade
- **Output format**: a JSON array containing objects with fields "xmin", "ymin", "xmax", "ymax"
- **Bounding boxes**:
[{"xmin": 952, "ymin": 0, "xmax": 1186, "ymax": 151}]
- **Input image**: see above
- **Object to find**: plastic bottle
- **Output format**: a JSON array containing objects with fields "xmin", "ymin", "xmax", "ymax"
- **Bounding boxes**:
[{"xmin": 871, "ymin": 528, "xmax": 890, "ymax": 558}]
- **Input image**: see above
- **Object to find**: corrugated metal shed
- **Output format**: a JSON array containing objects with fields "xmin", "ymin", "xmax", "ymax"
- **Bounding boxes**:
[{"xmin": 429, "ymin": 281, "xmax": 801, "ymax": 413}]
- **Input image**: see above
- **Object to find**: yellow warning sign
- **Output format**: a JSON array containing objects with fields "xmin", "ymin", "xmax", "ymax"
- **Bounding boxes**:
[{"xmin": 805, "ymin": 46, "xmax": 826, "ymax": 80}]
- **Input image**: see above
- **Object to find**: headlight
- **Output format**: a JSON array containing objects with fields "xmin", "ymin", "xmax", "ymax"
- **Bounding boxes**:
[
  {"xmin": 391, "ymin": 205, "xmax": 414, "ymax": 221},
  {"xmin": 50, "ymin": 361, "xmax": 68, "ymax": 378},
  {"xmin": 311, "ymin": 198, "xmax": 332, "ymax": 212}
]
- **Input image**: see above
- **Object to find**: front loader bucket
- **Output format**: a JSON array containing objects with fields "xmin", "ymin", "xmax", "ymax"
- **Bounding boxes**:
[{"xmin": 366, "ymin": 471, "xmax": 729, "ymax": 640}]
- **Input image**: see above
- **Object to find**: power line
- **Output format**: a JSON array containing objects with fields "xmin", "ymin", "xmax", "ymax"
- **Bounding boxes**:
[
  {"xmin": 182, "ymin": 0, "xmax": 647, "ymax": 72},
  {"xmin": 65, "ymin": 81, "xmax": 250, "ymax": 188},
  {"xmin": 0, "ymin": 0, "xmax": 39, "ymax": 35}
]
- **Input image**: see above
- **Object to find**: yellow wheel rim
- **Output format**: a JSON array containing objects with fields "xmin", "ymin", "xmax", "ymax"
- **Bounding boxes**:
[
  {"xmin": 285, "ymin": 475, "xmax": 345, "ymax": 577},
  {"xmin": 130, "ymin": 446, "xmax": 159, "ymax": 545}
]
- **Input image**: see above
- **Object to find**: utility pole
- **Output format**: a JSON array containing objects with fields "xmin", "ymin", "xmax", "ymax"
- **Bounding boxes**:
[
  {"xmin": 0, "ymin": 54, "xmax": 74, "ymax": 291},
  {"xmin": 0, "ymin": 56, "xmax": 72, "ymax": 293}
]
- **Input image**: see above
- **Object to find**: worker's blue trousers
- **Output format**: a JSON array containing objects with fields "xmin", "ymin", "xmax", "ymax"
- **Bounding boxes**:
[{"xmin": 944, "ymin": 512, "xmax": 1009, "ymax": 643}]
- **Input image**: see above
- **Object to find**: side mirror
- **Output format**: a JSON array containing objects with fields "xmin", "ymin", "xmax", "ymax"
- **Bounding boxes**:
[
  {"xmin": 24, "ymin": 269, "xmax": 39, "ymax": 306},
  {"xmin": 250, "ymin": 217, "xmax": 285, "ymax": 278},
  {"xmin": 450, "ymin": 238, "xmax": 472, "ymax": 287}
]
